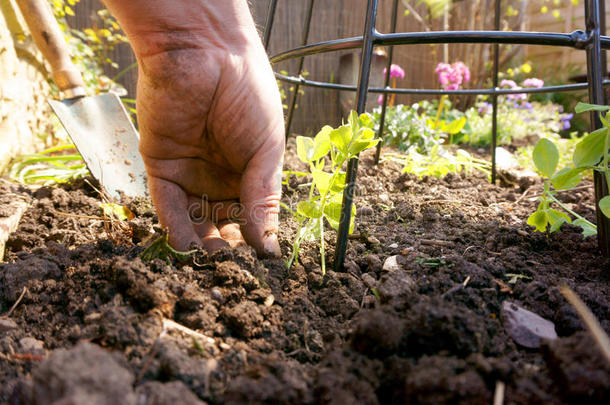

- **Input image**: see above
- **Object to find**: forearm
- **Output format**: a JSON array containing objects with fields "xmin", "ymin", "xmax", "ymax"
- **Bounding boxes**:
[{"xmin": 100, "ymin": 0, "xmax": 260, "ymax": 58}]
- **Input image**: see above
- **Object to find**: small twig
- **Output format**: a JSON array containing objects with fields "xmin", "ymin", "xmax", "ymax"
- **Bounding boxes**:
[
  {"xmin": 560, "ymin": 286, "xmax": 610, "ymax": 364},
  {"xmin": 462, "ymin": 276, "xmax": 471, "ymax": 287},
  {"xmin": 420, "ymin": 239, "xmax": 453, "ymax": 248},
  {"xmin": 493, "ymin": 279, "xmax": 513, "ymax": 294},
  {"xmin": 135, "ymin": 338, "xmax": 162, "ymax": 384},
  {"xmin": 514, "ymin": 185, "xmax": 536, "ymax": 204},
  {"xmin": 493, "ymin": 381, "xmax": 505, "ymax": 405},
  {"xmin": 6, "ymin": 287, "xmax": 27, "ymax": 317},
  {"xmin": 51, "ymin": 209, "xmax": 109, "ymax": 221},
  {"xmin": 462, "ymin": 246, "xmax": 476, "ymax": 256},
  {"xmin": 11, "ymin": 353, "xmax": 45, "ymax": 361},
  {"xmin": 162, "ymin": 319, "xmax": 215, "ymax": 345}
]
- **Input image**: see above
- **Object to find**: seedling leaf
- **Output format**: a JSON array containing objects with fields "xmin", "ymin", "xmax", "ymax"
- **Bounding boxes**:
[
  {"xmin": 296, "ymin": 136, "xmax": 315, "ymax": 163},
  {"xmin": 573, "ymin": 128, "xmax": 606, "ymax": 167},
  {"xmin": 311, "ymin": 168, "xmax": 332, "ymax": 195},
  {"xmin": 575, "ymin": 102, "xmax": 610, "ymax": 113},
  {"xmin": 551, "ymin": 167, "xmax": 585, "ymax": 190},
  {"xmin": 312, "ymin": 126, "xmax": 332, "ymax": 160},
  {"xmin": 330, "ymin": 125, "xmax": 351, "ymax": 154},
  {"xmin": 547, "ymin": 209, "xmax": 571, "ymax": 232},
  {"xmin": 527, "ymin": 210, "xmax": 548, "ymax": 232},
  {"xmin": 100, "ymin": 202, "xmax": 135, "ymax": 221},
  {"xmin": 297, "ymin": 200, "xmax": 322, "ymax": 218},
  {"xmin": 441, "ymin": 116, "xmax": 467, "ymax": 135},
  {"xmin": 599, "ymin": 196, "xmax": 610, "ymax": 218},
  {"xmin": 574, "ymin": 218, "xmax": 597, "ymax": 237},
  {"xmin": 533, "ymin": 138, "xmax": 559, "ymax": 178}
]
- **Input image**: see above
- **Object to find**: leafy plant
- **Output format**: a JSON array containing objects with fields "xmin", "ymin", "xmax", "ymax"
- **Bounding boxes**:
[
  {"xmin": 383, "ymin": 145, "xmax": 491, "ymax": 179},
  {"xmin": 8, "ymin": 144, "xmax": 89, "ymax": 185},
  {"xmin": 286, "ymin": 111, "xmax": 380, "ymax": 274},
  {"xmin": 527, "ymin": 102, "xmax": 610, "ymax": 236}
]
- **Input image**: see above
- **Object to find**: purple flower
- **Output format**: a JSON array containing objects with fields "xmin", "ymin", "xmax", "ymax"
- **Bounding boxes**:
[
  {"xmin": 384, "ymin": 64, "xmax": 405, "ymax": 79},
  {"xmin": 523, "ymin": 78, "xmax": 544, "ymax": 88},
  {"xmin": 478, "ymin": 102, "xmax": 492, "ymax": 115},
  {"xmin": 521, "ymin": 102, "xmax": 533, "ymax": 110},
  {"xmin": 561, "ymin": 113, "xmax": 573, "ymax": 130}
]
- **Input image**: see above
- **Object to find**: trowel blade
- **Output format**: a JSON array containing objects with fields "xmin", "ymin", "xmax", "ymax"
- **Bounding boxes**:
[{"xmin": 48, "ymin": 92, "xmax": 148, "ymax": 199}]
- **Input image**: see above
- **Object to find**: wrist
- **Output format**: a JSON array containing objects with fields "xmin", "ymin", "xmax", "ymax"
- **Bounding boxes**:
[{"xmin": 102, "ymin": 0, "xmax": 261, "ymax": 58}]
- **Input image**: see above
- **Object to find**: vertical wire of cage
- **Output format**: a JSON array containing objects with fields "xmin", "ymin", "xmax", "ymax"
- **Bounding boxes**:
[{"xmin": 267, "ymin": 0, "xmax": 610, "ymax": 270}]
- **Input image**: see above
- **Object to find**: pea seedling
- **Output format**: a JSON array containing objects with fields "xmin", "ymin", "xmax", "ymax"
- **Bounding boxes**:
[
  {"xmin": 286, "ymin": 111, "xmax": 379, "ymax": 274},
  {"xmin": 527, "ymin": 102, "xmax": 610, "ymax": 236}
]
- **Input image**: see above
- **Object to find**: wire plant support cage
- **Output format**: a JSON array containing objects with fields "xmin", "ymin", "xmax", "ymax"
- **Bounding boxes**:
[{"xmin": 265, "ymin": 0, "xmax": 610, "ymax": 271}]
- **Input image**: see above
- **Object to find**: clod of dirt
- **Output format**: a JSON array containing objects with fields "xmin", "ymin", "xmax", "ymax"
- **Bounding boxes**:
[
  {"xmin": 543, "ymin": 332, "xmax": 610, "ymax": 402},
  {"xmin": 1, "ymin": 256, "xmax": 61, "ymax": 301},
  {"xmin": 0, "ymin": 317, "xmax": 18, "ymax": 333},
  {"xmin": 376, "ymin": 270, "xmax": 416, "ymax": 303},
  {"xmin": 135, "ymin": 381, "xmax": 207, "ymax": 405},
  {"xmin": 221, "ymin": 300, "xmax": 264, "ymax": 339},
  {"xmin": 502, "ymin": 301, "xmax": 557, "ymax": 348},
  {"xmin": 350, "ymin": 309, "xmax": 403, "ymax": 357},
  {"xmin": 15, "ymin": 341, "xmax": 136, "ymax": 405}
]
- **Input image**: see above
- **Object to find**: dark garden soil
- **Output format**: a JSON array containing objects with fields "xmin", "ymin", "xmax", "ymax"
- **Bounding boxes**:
[{"xmin": 0, "ymin": 144, "xmax": 609, "ymax": 405}]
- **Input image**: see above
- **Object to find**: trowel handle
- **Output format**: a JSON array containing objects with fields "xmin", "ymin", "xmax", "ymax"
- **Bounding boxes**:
[{"xmin": 15, "ymin": 0, "xmax": 86, "ymax": 98}]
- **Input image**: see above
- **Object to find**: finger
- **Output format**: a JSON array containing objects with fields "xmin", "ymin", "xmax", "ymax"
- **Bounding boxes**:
[
  {"xmin": 188, "ymin": 196, "xmax": 243, "ymax": 223},
  {"xmin": 239, "ymin": 131, "xmax": 284, "ymax": 258},
  {"xmin": 217, "ymin": 220, "xmax": 247, "ymax": 248},
  {"xmin": 192, "ymin": 219, "xmax": 230, "ymax": 252},
  {"xmin": 148, "ymin": 175, "xmax": 201, "ymax": 251}
]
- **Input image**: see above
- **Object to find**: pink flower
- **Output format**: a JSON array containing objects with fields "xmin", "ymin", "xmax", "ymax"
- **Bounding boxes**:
[
  {"xmin": 500, "ymin": 79, "xmax": 518, "ymax": 88},
  {"xmin": 384, "ymin": 64, "xmax": 405, "ymax": 79},
  {"xmin": 453, "ymin": 61, "xmax": 471, "ymax": 83},
  {"xmin": 435, "ymin": 61, "xmax": 470, "ymax": 90},
  {"xmin": 377, "ymin": 94, "xmax": 384, "ymax": 105},
  {"xmin": 523, "ymin": 78, "xmax": 544, "ymax": 88}
]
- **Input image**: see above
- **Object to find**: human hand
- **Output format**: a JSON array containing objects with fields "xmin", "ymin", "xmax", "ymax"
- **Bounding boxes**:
[{"xmin": 102, "ymin": 0, "xmax": 285, "ymax": 257}]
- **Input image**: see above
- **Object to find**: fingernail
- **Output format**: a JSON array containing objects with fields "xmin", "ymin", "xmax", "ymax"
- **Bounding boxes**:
[{"xmin": 262, "ymin": 233, "xmax": 281, "ymax": 258}]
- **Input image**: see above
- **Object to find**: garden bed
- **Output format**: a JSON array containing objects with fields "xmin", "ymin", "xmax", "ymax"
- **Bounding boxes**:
[{"xmin": 0, "ymin": 144, "xmax": 608, "ymax": 404}]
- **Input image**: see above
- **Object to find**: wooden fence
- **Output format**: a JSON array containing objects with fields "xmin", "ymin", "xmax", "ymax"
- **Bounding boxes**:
[{"xmin": 68, "ymin": 0, "xmax": 606, "ymax": 136}]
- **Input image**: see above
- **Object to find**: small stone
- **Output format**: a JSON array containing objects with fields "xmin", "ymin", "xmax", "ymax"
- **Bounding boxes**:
[
  {"xmin": 379, "ymin": 193, "xmax": 389, "ymax": 202},
  {"xmin": 0, "ymin": 317, "xmax": 18, "ymax": 333},
  {"xmin": 502, "ymin": 301, "xmax": 557, "ymax": 348},
  {"xmin": 367, "ymin": 236, "xmax": 381, "ymax": 245},
  {"xmin": 219, "ymin": 342, "xmax": 231, "ymax": 351},
  {"xmin": 389, "ymin": 243, "xmax": 399, "ymax": 249},
  {"xmin": 264, "ymin": 295, "xmax": 275, "ymax": 307},
  {"xmin": 19, "ymin": 337, "xmax": 44, "ymax": 352},
  {"xmin": 382, "ymin": 255, "xmax": 402, "ymax": 272},
  {"xmin": 210, "ymin": 288, "xmax": 225, "ymax": 304}
]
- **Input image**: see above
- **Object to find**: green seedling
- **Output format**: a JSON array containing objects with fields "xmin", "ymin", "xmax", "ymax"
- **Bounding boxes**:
[
  {"xmin": 415, "ymin": 255, "xmax": 453, "ymax": 268},
  {"xmin": 286, "ymin": 111, "xmax": 380, "ymax": 274},
  {"xmin": 383, "ymin": 144, "xmax": 491, "ymax": 179},
  {"xmin": 527, "ymin": 102, "xmax": 610, "ymax": 236},
  {"xmin": 506, "ymin": 273, "xmax": 533, "ymax": 284},
  {"xmin": 141, "ymin": 233, "xmax": 197, "ymax": 263},
  {"xmin": 8, "ymin": 144, "xmax": 89, "ymax": 185}
]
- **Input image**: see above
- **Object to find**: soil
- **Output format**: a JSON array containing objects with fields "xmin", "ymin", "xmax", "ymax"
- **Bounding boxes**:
[{"xmin": 0, "ymin": 144, "xmax": 609, "ymax": 405}]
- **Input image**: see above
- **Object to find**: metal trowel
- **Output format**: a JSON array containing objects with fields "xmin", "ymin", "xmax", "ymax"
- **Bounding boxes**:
[{"xmin": 16, "ymin": 0, "xmax": 148, "ymax": 199}]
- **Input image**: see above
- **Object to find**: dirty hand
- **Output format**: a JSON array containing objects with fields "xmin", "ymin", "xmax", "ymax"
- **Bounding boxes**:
[{"xmin": 102, "ymin": 0, "xmax": 285, "ymax": 257}]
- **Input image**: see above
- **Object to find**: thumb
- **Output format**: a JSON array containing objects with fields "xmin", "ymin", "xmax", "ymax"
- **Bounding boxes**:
[{"xmin": 240, "ymin": 138, "xmax": 284, "ymax": 258}]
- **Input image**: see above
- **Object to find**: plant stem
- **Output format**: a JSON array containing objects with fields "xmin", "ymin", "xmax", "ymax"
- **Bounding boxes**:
[
  {"xmin": 548, "ymin": 192, "xmax": 596, "ymax": 230},
  {"xmin": 319, "ymin": 219, "xmax": 326, "ymax": 275},
  {"xmin": 434, "ymin": 94, "xmax": 447, "ymax": 129}
]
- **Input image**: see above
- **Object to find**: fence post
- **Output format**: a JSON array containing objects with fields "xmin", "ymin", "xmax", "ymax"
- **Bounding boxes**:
[
  {"xmin": 584, "ymin": 0, "xmax": 610, "ymax": 257},
  {"xmin": 334, "ymin": 0, "xmax": 379, "ymax": 272}
]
